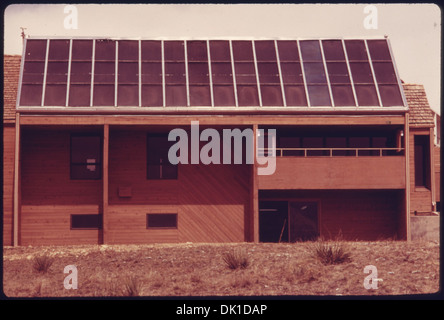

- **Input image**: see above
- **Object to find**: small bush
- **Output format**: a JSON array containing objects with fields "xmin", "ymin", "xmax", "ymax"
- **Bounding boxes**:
[
  {"xmin": 32, "ymin": 255, "xmax": 54, "ymax": 273},
  {"xmin": 123, "ymin": 276, "xmax": 142, "ymax": 297},
  {"xmin": 313, "ymin": 241, "xmax": 351, "ymax": 265},
  {"xmin": 222, "ymin": 249, "xmax": 249, "ymax": 270}
]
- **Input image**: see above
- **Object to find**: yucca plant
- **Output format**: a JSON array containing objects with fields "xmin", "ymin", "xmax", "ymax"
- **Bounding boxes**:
[
  {"xmin": 123, "ymin": 276, "xmax": 142, "ymax": 297},
  {"xmin": 32, "ymin": 255, "xmax": 54, "ymax": 273},
  {"xmin": 222, "ymin": 249, "xmax": 249, "ymax": 270},
  {"xmin": 313, "ymin": 240, "xmax": 351, "ymax": 265}
]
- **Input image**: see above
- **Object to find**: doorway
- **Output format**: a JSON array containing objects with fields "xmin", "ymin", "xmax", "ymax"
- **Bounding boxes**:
[{"xmin": 259, "ymin": 200, "xmax": 319, "ymax": 242}]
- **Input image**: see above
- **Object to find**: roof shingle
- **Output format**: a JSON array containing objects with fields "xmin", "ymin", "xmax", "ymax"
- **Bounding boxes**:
[
  {"xmin": 3, "ymin": 55, "xmax": 21, "ymax": 123},
  {"xmin": 403, "ymin": 83, "xmax": 435, "ymax": 127}
]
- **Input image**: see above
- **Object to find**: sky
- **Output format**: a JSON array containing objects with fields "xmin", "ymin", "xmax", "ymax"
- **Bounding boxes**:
[{"xmin": 3, "ymin": 3, "xmax": 441, "ymax": 114}]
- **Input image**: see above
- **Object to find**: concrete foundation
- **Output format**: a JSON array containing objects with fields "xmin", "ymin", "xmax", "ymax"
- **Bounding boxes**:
[{"xmin": 410, "ymin": 215, "xmax": 440, "ymax": 241}]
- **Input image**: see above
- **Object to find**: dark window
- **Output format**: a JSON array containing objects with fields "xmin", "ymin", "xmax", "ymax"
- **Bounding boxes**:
[
  {"xmin": 213, "ymin": 85, "xmax": 235, "ymax": 106},
  {"xmin": 322, "ymin": 40, "xmax": 346, "ymax": 61},
  {"xmin": 147, "ymin": 214, "xmax": 177, "ymax": 229},
  {"xmin": 209, "ymin": 40, "xmax": 231, "ymax": 61},
  {"xmin": 331, "ymin": 85, "xmax": 355, "ymax": 106},
  {"xmin": 306, "ymin": 85, "xmax": 331, "ymax": 106},
  {"xmin": 147, "ymin": 134, "xmax": 178, "ymax": 180},
  {"xmin": 237, "ymin": 85, "xmax": 259, "ymax": 106},
  {"xmin": 414, "ymin": 135, "xmax": 431, "ymax": 189},
  {"xmin": 70, "ymin": 135, "xmax": 102, "ymax": 180},
  {"xmin": 118, "ymin": 40, "xmax": 139, "ymax": 60},
  {"xmin": 284, "ymin": 85, "xmax": 307, "ymax": 106},
  {"xmin": 232, "ymin": 41, "xmax": 254, "ymax": 61},
  {"xmin": 142, "ymin": 84, "xmax": 163, "ymax": 106},
  {"xmin": 71, "ymin": 214, "xmax": 102, "ymax": 229},
  {"xmin": 378, "ymin": 84, "xmax": 403, "ymax": 106},
  {"xmin": 260, "ymin": 85, "xmax": 283, "ymax": 106},
  {"xmin": 276, "ymin": 41, "xmax": 300, "ymax": 61},
  {"xmin": 367, "ymin": 39, "xmax": 392, "ymax": 61},
  {"xmin": 344, "ymin": 40, "xmax": 369, "ymax": 61},
  {"xmin": 254, "ymin": 40, "xmax": 277, "ymax": 61}
]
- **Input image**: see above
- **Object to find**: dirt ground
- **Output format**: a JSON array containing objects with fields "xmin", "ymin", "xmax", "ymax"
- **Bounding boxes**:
[{"xmin": 2, "ymin": 240, "xmax": 441, "ymax": 298}]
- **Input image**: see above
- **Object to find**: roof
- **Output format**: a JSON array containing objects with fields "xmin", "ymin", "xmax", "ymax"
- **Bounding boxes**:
[
  {"xmin": 403, "ymin": 84, "xmax": 435, "ymax": 127},
  {"xmin": 3, "ymin": 55, "xmax": 21, "ymax": 123},
  {"xmin": 15, "ymin": 37, "xmax": 407, "ymax": 111}
]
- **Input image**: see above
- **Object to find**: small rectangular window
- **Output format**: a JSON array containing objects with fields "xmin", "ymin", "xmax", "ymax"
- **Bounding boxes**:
[
  {"xmin": 71, "ymin": 214, "xmax": 102, "ymax": 229},
  {"xmin": 147, "ymin": 214, "xmax": 177, "ymax": 229},
  {"xmin": 414, "ymin": 135, "xmax": 431, "ymax": 189},
  {"xmin": 71, "ymin": 135, "xmax": 102, "ymax": 180}
]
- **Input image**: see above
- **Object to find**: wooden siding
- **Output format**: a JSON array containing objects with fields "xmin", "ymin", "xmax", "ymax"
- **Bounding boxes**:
[
  {"xmin": 21, "ymin": 205, "xmax": 101, "ymax": 245},
  {"xmin": 21, "ymin": 129, "xmax": 102, "ymax": 205},
  {"xmin": 107, "ymin": 129, "xmax": 250, "ymax": 244},
  {"xmin": 3, "ymin": 124, "xmax": 15, "ymax": 245},
  {"xmin": 260, "ymin": 190, "xmax": 403, "ymax": 240},
  {"xmin": 20, "ymin": 128, "xmax": 103, "ymax": 245},
  {"xmin": 258, "ymin": 156, "xmax": 406, "ymax": 190}
]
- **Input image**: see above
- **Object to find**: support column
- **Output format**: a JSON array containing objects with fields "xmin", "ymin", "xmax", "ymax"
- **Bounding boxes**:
[
  {"xmin": 102, "ymin": 124, "xmax": 109, "ymax": 244},
  {"xmin": 404, "ymin": 113, "xmax": 411, "ymax": 241},
  {"xmin": 13, "ymin": 113, "xmax": 20, "ymax": 246},
  {"xmin": 429, "ymin": 127, "xmax": 436, "ymax": 211},
  {"xmin": 250, "ymin": 124, "xmax": 259, "ymax": 242}
]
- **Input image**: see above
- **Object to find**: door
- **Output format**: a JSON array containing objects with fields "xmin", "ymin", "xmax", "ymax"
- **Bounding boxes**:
[
  {"xmin": 289, "ymin": 201, "xmax": 319, "ymax": 241},
  {"xmin": 259, "ymin": 201, "xmax": 289, "ymax": 242}
]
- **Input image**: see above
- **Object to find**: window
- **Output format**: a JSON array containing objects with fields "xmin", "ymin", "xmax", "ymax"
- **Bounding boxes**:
[
  {"xmin": 414, "ymin": 135, "xmax": 431, "ymax": 189},
  {"xmin": 147, "ymin": 214, "xmax": 177, "ymax": 229},
  {"xmin": 70, "ymin": 135, "xmax": 102, "ymax": 180},
  {"xmin": 71, "ymin": 214, "xmax": 102, "ymax": 229},
  {"xmin": 147, "ymin": 134, "xmax": 178, "ymax": 179}
]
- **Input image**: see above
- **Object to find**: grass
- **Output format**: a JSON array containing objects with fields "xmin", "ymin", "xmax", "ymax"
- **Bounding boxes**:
[{"xmin": 3, "ymin": 240, "xmax": 440, "ymax": 297}]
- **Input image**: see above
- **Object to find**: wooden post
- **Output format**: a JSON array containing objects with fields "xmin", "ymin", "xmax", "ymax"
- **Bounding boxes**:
[
  {"xmin": 13, "ymin": 113, "xmax": 20, "ymax": 246},
  {"xmin": 429, "ymin": 127, "xmax": 436, "ymax": 211},
  {"xmin": 251, "ymin": 124, "xmax": 259, "ymax": 242},
  {"xmin": 404, "ymin": 113, "xmax": 411, "ymax": 241},
  {"xmin": 102, "ymin": 124, "xmax": 109, "ymax": 244}
]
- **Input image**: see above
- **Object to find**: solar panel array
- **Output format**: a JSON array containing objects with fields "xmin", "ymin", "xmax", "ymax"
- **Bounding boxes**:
[{"xmin": 18, "ymin": 38, "xmax": 406, "ymax": 108}]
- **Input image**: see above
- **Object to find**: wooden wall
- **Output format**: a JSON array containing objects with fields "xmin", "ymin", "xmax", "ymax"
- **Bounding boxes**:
[
  {"xmin": 3, "ymin": 124, "xmax": 15, "ymax": 246},
  {"xmin": 107, "ymin": 128, "xmax": 250, "ymax": 244},
  {"xmin": 260, "ymin": 189, "xmax": 403, "ymax": 240},
  {"xmin": 20, "ymin": 128, "xmax": 102, "ymax": 245},
  {"xmin": 258, "ymin": 156, "xmax": 406, "ymax": 190}
]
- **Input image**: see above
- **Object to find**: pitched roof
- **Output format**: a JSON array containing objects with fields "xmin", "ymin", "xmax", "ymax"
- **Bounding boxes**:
[
  {"xmin": 3, "ymin": 55, "xmax": 21, "ymax": 123},
  {"xmin": 403, "ymin": 83, "xmax": 435, "ymax": 127}
]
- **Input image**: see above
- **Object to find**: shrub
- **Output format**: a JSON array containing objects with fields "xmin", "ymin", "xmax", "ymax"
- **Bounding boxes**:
[
  {"xmin": 32, "ymin": 255, "xmax": 54, "ymax": 273},
  {"xmin": 123, "ymin": 276, "xmax": 142, "ymax": 297},
  {"xmin": 222, "ymin": 249, "xmax": 249, "ymax": 270},
  {"xmin": 312, "ymin": 240, "xmax": 351, "ymax": 265}
]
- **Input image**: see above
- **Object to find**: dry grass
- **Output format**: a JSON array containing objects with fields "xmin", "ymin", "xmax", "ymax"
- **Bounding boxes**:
[{"xmin": 2, "ymin": 240, "xmax": 440, "ymax": 298}]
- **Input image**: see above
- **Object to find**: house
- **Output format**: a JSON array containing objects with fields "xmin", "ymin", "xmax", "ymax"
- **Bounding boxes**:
[{"xmin": 2, "ymin": 36, "xmax": 440, "ymax": 246}]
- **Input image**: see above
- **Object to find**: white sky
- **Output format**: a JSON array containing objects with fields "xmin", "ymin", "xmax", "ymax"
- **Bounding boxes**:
[{"xmin": 4, "ymin": 3, "xmax": 441, "ymax": 114}]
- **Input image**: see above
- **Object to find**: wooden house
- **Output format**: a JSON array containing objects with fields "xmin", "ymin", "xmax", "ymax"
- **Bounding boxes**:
[{"xmin": 2, "ymin": 36, "xmax": 440, "ymax": 246}]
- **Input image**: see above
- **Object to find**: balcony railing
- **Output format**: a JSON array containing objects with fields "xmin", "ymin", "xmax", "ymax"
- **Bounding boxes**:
[{"xmin": 258, "ymin": 147, "xmax": 405, "ymax": 157}]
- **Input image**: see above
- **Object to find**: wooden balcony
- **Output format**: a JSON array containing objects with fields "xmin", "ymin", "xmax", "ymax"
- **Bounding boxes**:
[{"xmin": 257, "ymin": 148, "xmax": 406, "ymax": 190}]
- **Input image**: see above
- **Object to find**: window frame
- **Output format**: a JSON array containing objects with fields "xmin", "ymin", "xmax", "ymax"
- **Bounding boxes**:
[
  {"xmin": 146, "ymin": 213, "xmax": 178, "ymax": 229},
  {"xmin": 70, "ymin": 214, "xmax": 103, "ymax": 230}
]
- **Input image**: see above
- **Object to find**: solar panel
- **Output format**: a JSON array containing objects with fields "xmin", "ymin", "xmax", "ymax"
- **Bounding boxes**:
[{"xmin": 18, "ymin": 37, "xmax": 406, "ymax": 109}]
